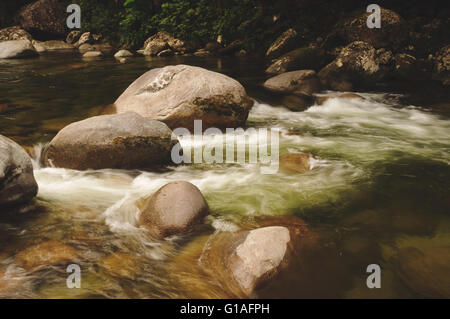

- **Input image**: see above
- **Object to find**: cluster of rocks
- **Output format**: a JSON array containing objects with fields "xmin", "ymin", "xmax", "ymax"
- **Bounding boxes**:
[{"xmin": 263, "ymin": 7, "xmax": 449, "ymax": 95}]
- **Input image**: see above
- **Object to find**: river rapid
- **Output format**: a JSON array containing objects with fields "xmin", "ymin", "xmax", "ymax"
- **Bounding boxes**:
[{"xmin": 0, "ymin": 52, "xmax": 449, "ymax": 298}]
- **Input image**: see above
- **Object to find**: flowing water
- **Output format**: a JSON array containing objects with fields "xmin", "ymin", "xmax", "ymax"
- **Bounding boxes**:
[{"xmin": 0, "ymin": 52, "xmax": 449, "ymax": 298}]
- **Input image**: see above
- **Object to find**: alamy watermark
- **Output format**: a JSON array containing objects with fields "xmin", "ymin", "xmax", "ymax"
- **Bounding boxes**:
[
  {"xmin": 171, "ymin": 120, "xmax": 280, "ymax": 174},
  {"xmin": 366, "ymin": 4, "xmax": 381, "ymax": 29}
]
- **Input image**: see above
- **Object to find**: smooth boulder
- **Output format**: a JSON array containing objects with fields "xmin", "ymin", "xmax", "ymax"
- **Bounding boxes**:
[
  {"xmin": 138, "ymin": 181, "xmax": 209, "ymax": 238},
  {"xmin": 263, "ymin": 70, "xmax": 321, "ymax": 96},
  {"xmin": 82, "ymin": 51, "xmax": 103, "ymax": 58},
  {"xmin": 0, "ymin": 40, "xmax": 38, "ymax": 59},
  {"xmin": 266, "ymin": 47, "xmax": 320, "ymax": 74},
  {"xmin": 114, "ymin": 50, "xmax": 133, "ymax": 58},
  {"xmin": 0, "ymin": 135, "xmax": 38, "ymax": 208},
  {"xmin": 114, "ymin": 65, "xmax": 254, "ymax": 130},
  {"xmin": 44, "ymin": 112, "xmax": 177, "ymax": 170}
]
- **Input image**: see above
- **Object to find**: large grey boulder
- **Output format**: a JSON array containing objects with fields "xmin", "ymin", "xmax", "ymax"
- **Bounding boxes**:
[
  {"xmin": 0, "ymin": 135, "xmax": 38, "ymax": 208},
  {"xmin": 138, "ymin": 181, "xmax": 209, "ymax": 238},
  {"xmin": 114, "ymin": 65, "xmax": 254, "ymax": 130},
  {"xmin": 0, "ymin": 40, "xmax": 38, "ymax": 59},
  {"xmin": 32, "ymin": 40, "xmax": 74, "ymax": 51},
  {"xmin": 114, "ymin": 50, "xmax": 133, "ymax": 58},
  {"xmin": 44, "ymin": 112, "xmax": 177, "ymax": 170},
  {"xmin": 263, "ymin": 70, "xmax": 321, "ymax": 96}
]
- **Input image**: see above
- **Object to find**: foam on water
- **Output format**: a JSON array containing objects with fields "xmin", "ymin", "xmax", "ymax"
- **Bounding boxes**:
[{"xmin": 32, "ymin": 93, "xmax": 450, "ymax": 233}]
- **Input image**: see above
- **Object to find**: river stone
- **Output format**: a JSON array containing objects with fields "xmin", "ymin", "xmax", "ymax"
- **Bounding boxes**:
[
  {"xmin": 281, "ymin": 95, "xmax": 315, "ymax": 111},
  {"xmin": 66, "ymin": 31, "xmax": 81, "ymax": 44},
  {"xmin": 433, "ymin": 45, "xmax": 450, "ymax": 86},
  {"xmin": 266, "ymin": 47, "xmax": 320, "ymax": 74},
  {"xmin": 15, "ymin": 240, "xmax": 80, "ymax": 270},
  {"xmin": 138, "ymin": 181, "xmax": 209, "ymax": 238},
  {"xmin": 83, "ymin": 51, "xmax": 103, "ymax": 58},
  {"xmin": 393, "ymin": 247, "xmax": 450, "ymax": 298},
  {"xmin": 16, "ymin": 0, "xmax": 66, "ymax": 38},
  {"xmin": 263, "ymin": 70, "xmax": 321, "ymax": 96},
  {"xmin": 229, "ymin": 226, "xmax": 291, "ymax": 294},
  {"xmin": 339, "ymin": 8, "xmax": 406, "ymax": 49},
  {"xmin": 114, "ymin": 65, "xmax": 254, "ymax": 130},
  {"xmin": 0, "ymin": 135, "xmax": 38, "ymax": 208},
  {"xmin": 34, "ymin": 40, "xmax": 74, "ymax": 51},
  {"xmin": 44, "ymin": 112, "xmax": 177, "ymax": 170},
  {"xmin": 76, "ymin": 32, "xmax": 93, "ymax": 47},
  {"xmin": 316, "ymin": 93, "xmax": 365, "ymax": 105},
  {"xmin": 0, "ymin": 26, "xmax": 32, "ymax": 42},
  {"xmin": 318, "ymin": 41, "xmax": 386, "ymax": 91},
  {"xmin": 266, "ymin": 28, "xmax": 299, "ymax": 59},
  {"xmin": 0, "ymin": 40, "xmax": 38, "ymax": 59},
  {"xmin": 114, "ymin": 50, "xmax": 133, "ymax": 58},
  {"xmin": 78, "ymin": 43, "xmax": 94, "ymax": 54},
  {"xmin": 279, "ymin": 153, "xmax": 311, "ymax": 173}
]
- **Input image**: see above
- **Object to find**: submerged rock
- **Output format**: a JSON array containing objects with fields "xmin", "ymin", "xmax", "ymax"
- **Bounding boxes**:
[
  {"xmin": 0, "ymin": 135, "xmax": 38, "ymax": 208},
  {"xmin": 316, "ymin": 92, "xmax": 365, "ymax": 105},
  {"xmin": 266, "ymin": 47, "xmax": 320, "ymax": 74},
  {"xmin": 279, "ymin": 153, "xmax": 311, "ymax": 173},
  {"xmin": 263, "ymin": 70, "xmax": 321, "ymax": 96},
  {"xmin": 45, "ymin": 112, "xmax": 177, "ymax": 170},
  {"xmin": 281, "ymin": 94, "xmax": 315, "ymax": 111},
  {"xmin": 0, "ymin": 40, "xmax": 38, "ymax": 59},
  {"xmin": 138, "ymin": 181, "xmax": 209, "ymax": 238},
  {"xmin": 15, "ymin": 240, "xmax": 80, "ymax": 270},
  {"xmin": 393, "ymin": 247, "xmax": 450, "ymax": 298},
  {"xmin": 266, "ymin": 28, "xmax": 299, "ymax": 59},
  {"xmin": 114, "ymin": 65, "xmax": 254, "ymax": 130},
  {"xmin": 99, "ymin": 252, "xmax": 140, "ymax": 280}
]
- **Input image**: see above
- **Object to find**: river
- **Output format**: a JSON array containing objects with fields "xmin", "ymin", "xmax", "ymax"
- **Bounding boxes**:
[{"xmin": 0, "ymin": 52, "xmax": 449, "ymax": 298}]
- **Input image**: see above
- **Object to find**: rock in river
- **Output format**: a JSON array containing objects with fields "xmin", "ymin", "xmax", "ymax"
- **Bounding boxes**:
[
  {"xmin": 263, "ymin": 70, "xmax": 321, "ymax": 96},
  {"xmin": 114, "ymin": 65, "xmax": 254, "ymax": 130},
  {"xmin": 44, "ymin": 112, "xmax": 177, "ymax": 170},
  {"xmin": 0, "ymin": 135, "xmax": 38, "ymax": 208},
  {"xmin": 0, "ymin": 40, "xmax": 38, "ymax": 59},
  {"xmin": 138, "ymin": 181, "xmax": 209, "ymax": 238},
  {"xmin": 15, "ymin": 240, "xmax": 80, "ymax": 270}
]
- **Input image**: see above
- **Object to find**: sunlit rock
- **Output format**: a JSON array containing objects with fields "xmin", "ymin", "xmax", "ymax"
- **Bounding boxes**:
[
  {"xmin": 45, "ymin": 112, "xmax": 177, "ymax": 170},
  {"xmin": 138, "ymin": 181, "xmax": 209, "ymax": 238},
  {"xmin": 114, "ymin": 65, "xmax": 254, "ymax": 130}
]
